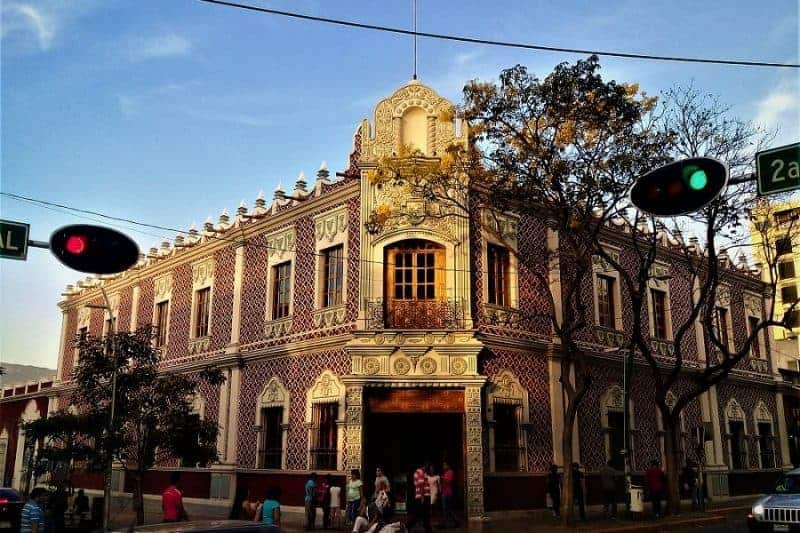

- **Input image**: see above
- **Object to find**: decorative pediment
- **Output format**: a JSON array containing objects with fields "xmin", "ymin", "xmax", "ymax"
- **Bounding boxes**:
[
  {"xmin": 192, "ymin": 258, "xmax": 215, "ymax": 289},
  {"xmin": 315, "ymin": 207, "xmax": 348, "ymax": 244},
  {"xmin": 744, "ymin": 292, "xmax": 763, "ymax": 317},
  {"xmin": 648, "ymin": 262, "xmax": 671, "ymax": 289},
  {"xmin": 717, "ymin": 285, "xmax": 731, "ymax": 307},
  {"xmin": 490, "ymin": 370, "xmax": 525, "ymax": 402},
  {"xmin": 592, "ymin": 247, "xmax": 621, "ymax": 273},
  {"xmin": 602, "ymin": 385, "xmax": 624, "ymax": 411},
  {"xmin": 77, "ymin": 307, "xmax": 91, "ymax": 328},
  {"xmin": 726, "ymin": 398, "xmax": 744, "ymax": 421},
  {"xmin": 310, "ymin": 370, "xmax": 344, "ymax": 402},
  {"xmin": 259, "ymin": 377, "xmax": 289, "ymax": 407},
  {"xmin": 754, "ymin": 401, "xmax": 773, "ymax": 423},
  {"xmin": 154, "ymin": 273, "xmax": 173, "ymax": 302},
  {"xmin": 266, "ymin": 227, "xmax": 296, "ymax": 264},
  {"xmin": 665, "ymin": 391, "xmax": 677, "ymax": 410}
]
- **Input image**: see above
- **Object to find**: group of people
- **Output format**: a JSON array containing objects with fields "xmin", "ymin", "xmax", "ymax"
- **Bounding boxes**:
[{"xmin": 545, "ymin": 459, "xmax": 705, "ymax": 521}]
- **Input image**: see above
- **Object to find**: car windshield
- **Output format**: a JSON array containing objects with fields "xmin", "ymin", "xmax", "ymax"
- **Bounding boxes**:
[
  {"xmin": 773, "ymin": 475, "xmax": 800, "ymax": 494},
  {"xmin": 0, "ymin": 488, "xmax": 20, "ymax": 501}
]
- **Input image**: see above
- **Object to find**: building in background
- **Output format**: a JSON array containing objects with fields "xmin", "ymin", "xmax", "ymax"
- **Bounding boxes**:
[{"xmin": 1, "ymin": 81, "xmax": 793, "ymax": 516}]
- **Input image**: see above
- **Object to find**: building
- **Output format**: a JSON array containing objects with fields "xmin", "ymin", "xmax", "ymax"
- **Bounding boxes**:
[
  {"xmin": 750, "ymin": 199, "xmax": 800, "ymax": 466},
  {"xmin": 1, "ymin": 81, "xmax": 793, "ymax": 516}
]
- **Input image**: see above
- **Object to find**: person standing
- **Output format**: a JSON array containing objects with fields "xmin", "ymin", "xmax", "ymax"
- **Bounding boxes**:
[
  {"xmin": 20, "ymin": 487, "xmax": 48, "ymax": 533},
  {"xmin": 374, "ymin": 466, "xmax": 391, "ymax": 496},
  {"xmin": 646, "ymin": 460, "xmax": 665, "ymax": 518},
  {"xmin": 600, "ymin": 460, "xmax": 619, "ymax": 519},
  {"xmin": 440, "ymin": 461, "xmax": 459, "ymax": 529},
  {"xmin": 572, "ymin": 463, "xmax": 586, "ymax": 521},
  {"xmin": 427, "ymin": 465, "xmax": 441, "ymax": 521},
  {"xmin": 259, "ymin": 486, "xmax": 282, "ymax": 531},
  {"xmin": 330, "ymin": 480, "xmax": 342, "ymax": 529},
  {"xmin": 162, "ymin": 472, "xmax": 189, "ymax": 523},
  {"xmin": 305, "ymin": 472, "xmax": 318, "ymax": 530},
  {"xmin": 318, "ymin": 474, "xmax": 331, "ymax": 529},
  {"xmin": 687, "ymin": 461, "xmax": 705, "ymax": 511},
  {"xmin": 546, "ymin": 464, "xmax": 561, "ymax": 519},
  {"xmin": 406, "ymin": 461, "xmax": 433, "ymax": 533},
  {"xmin": 346, "ymin": 469, "xmax": 364, "ymax": 527}
]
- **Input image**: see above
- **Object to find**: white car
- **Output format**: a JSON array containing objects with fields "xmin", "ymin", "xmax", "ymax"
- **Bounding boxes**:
[{"xmin": 750, "ymin": 468, "xmax": 800, "ymax": 532}]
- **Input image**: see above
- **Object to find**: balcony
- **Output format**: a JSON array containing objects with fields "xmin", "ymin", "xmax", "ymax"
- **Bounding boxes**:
[
  {"xmin": 594, "ymin": 326, "xmax": 625, "ymax": 348},
  {"xmin": 364, "ymin": 298, "xmax": 466, "ymax": 329}
]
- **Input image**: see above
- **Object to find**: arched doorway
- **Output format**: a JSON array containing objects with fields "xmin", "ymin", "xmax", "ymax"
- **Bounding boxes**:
[{"xmin": 384, "ymin": 239, "xmax": 446, "ymax": 328}]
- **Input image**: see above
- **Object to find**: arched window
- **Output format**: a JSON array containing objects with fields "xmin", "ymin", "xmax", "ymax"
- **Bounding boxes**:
[
  {"xmin": 487, "ymin": 370, "xmax": 529, "ymax": 472},
  {"xmin": 754, "ymin": 402, "xmax": 776, "ymax": 469},
  {"xmin": 384, "ymin": 240, "xmax": 446, "ymax": 328},
  {"xmin": 724, "ymin": 399, "xmax": 749, "ymax": 470},
  {"xmin": 255, "ymin": 377, "xmax": 290, "ymax": 470},
  {"xmin": 601, "ymin": 386, "xmax": 635, "ymax": 470},
  {"xmin": 306, "ymin": 370, "xmax": 345, "ymax": 471}
]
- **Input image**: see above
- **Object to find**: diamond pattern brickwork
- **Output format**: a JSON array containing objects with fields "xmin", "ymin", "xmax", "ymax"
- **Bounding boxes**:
[
  {"xmin": 480, "ymin": 346, "xmax": 553, "ymax": 472},
  {"xmin": 58, "ymin": 309, "xmax": 79, "ymax": 381},
  {"xmin": 165, "ymin": 262, "xmax": 193, "ymax": 361},
  {"xmin": 236, "ymin": 350, "xmax": 350, "ymax": 470},
  {"xmin": 136, "ymin": 278, "xmax": 155, "ymax": 329},
  {"xmin": 717, "ymin": 382, "xmax": 781, "ymax": 469},
  {"xmin": 210, "ymin": 245, "xmax": 236, "ymax": 351},
  {"xmin": 117, "ymin": 286, "xmax": 133, "ymax": 332}
]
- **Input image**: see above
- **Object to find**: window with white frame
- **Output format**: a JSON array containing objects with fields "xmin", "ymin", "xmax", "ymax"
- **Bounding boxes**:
[
  {"xmin": 481, "ymin": 211, "xmax": 519, "ymax": 310},
  {"xmin": 180, "ymin": 394, "xmax": 206, "ymax": 468},
  {"xmin": 724, "ymin": 399, "xmax": 749, "ymax": 470},
  {"xmin": 265, "ymin": 228, "xmax": 296, "ymax": 323},
  {"xmin": 255, "ymin": 377, "xmax": 290, "ymax": 470},
  {"xmin": 487, "ymin": 370, "xmax": 530, "ymax": 473},
  {"xmin": 190, "ymin": 258, "xmax": 215, "ymax": 341},
  {"xmin": 152, "ymin": 273, "xmax": 173, "ymax": 348},
  {"xmin": 305, "ymin": 370, "xmax": 344, "ymax": 472},
  {"xmin": 601, "ymin": 385, "xmax": 634, "ymax": 470},
  {"xmin": 314, "ymin": 207, "xmax": 348, "ymax": 316},
  {"xmin": 711, "ymin": 286, "xmax": 733, "ymax": 351},
  {"xmin": 487, "ymin": 244, "xmax": 511, "ymax": 307},
  {"xmin": 754, "ymin": 402, "xmax": 776, "ymax": 469},
  {"xmin": 647, "ymin": 263, "xmax": 672, "ymax": 341}
]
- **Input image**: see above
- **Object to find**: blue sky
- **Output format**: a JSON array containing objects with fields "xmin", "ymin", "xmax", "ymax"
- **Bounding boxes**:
[{"xmin": 1, "ymin": 0, "xmax": 798, "ymax": 370}]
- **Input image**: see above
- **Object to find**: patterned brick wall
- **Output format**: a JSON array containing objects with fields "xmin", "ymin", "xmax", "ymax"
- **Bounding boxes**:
[
  {"xmin": 89, "ymin": 296, "xmax": 104, "ymax": 336},
  {"xmin": 236, "ymin": 350, "xmax": 350, "ymax": 470},
  {"xmin": 480, "ymin": 346, "xmax": 553, "ymax": 472},
  {"xmin": 136, "ymin": 278, "xmax": 154, "ymax": 329},
  {"xmin": 717, "ymin": 382, "xmax": 781, "ymax": 469},
  {"xmin": 58, "ymin": 309, "xmax": 78, "ymax": 380},
  {"xmin": 210, "ymin": 246, "xmax": 236, "ymax": 351},
  {"xmin": 238, "ymin": 231, "xmax": 271, "ymax": 347},
  {"xmin": 165, "ymin": 263, "xmax": 192, "ymax": 361},
  {"xmin": 117, "ymin": 286, "xmax": 133, "ymax": 332}
]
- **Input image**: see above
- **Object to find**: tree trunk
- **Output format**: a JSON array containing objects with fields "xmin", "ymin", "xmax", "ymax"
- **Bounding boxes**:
[
  {"xmin": 133, "ymin": 471, "xmax": 146, "ymax": 525},
  {"xmin": 663, "ymin": 418, "xmax": 682, "ymax": 516},
  {"xmin": 560, "ymin": 396, "xmax": 578, "ymax": 525}
]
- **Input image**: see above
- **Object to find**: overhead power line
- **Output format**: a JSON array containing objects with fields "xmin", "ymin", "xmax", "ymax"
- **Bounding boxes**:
[{"xmin": 197, "ymin": 0, "xmax": 800, "ymax": 69}]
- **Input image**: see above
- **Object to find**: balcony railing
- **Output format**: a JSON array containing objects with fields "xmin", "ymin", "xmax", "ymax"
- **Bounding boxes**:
[
  {"xmin": 310, "ymin": 448, "xmax": 337, "ymax": 471},
  {"xmin": 364, "ymin": 298, "xmax": 466, "ymax": 329},
  {"xmin": 257, "ymin": 448, "xmax": 282, "ymax": 469}
]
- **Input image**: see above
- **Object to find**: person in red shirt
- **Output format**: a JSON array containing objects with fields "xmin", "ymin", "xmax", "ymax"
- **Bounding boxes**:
[
  {"xmin": 317, "ymin": 474, "xmax": 331, "ymax": 529},
  {"xmin": 162, "ymin": 472, "xmax": 189, "ymax": 523},
  {"xmin": 405, "ymin": 461, "xmax": 432, "ymax": 533},
  {"xmin": 645, "ymin": 460, "xmax": 666, "ymax": 518},
  {"xmin": 439, "ymin": 461, "xmax": 459, "ymax": 528}
]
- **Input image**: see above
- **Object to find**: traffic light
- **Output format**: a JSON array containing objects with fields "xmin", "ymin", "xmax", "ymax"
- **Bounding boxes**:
[
  {"xmin": 50, "ymin": 224, "xmax": 140, "ymax": 274},
  {"xmin": 630, "ymin": 157, "xmax": 728, "ymax": 217}
]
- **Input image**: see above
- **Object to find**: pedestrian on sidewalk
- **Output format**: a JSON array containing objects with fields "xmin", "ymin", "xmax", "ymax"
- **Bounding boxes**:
[
  {"xmin": 546, "ymin": 464, "xmax": 561, "ymax": 519},
  {"xmin": 646, "ymin": 460, "xmax": 666, "ymax": 518},
  {"xmin": 318, "ymin": 474, "xmax": 332, "ymax": 529},
  {"xmin": 346, "ymin": 469, "xmax": 364, "ymax": 527},
  {"xmin": 20, "ymin": 487, "xmax": 48, "ymax": 533},
  {"xmin": 405, "ymin": 461, "xmax": 433, "ymax": 533},
  {"xmin": 305, "ymin": 472, "xmax": 318, "ymax": 530},
  {"xmin": 687, "ymin": 461, "xmax": 705, "ymax": 511},
  {"xmin": 162, "ymin": 472, "xmax": 189, "ymax": 523},
  {"xmin": 427, "ymin": 464, "xmax": 441, "ymax": 522},
  {"xmin": 258, "ymin": 486, "xmax": 281, "ymax": 532},
  {"xmin": 572, "ymin": 463, "xmax": 587, "ymax": 521},
  {"xmin": 600, "ymin": 460, "xmax": 619, "ymax": 519},
  {"xmin": 439, "ymin": 461, "xmax": 459, "ymax": 529},
  {"xmin": 330, "ymin": 480, "xmax": 342, "ymax": 529}
]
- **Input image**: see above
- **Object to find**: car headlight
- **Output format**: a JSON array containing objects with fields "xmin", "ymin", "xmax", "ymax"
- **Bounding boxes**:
[{"xmin": 752, "ymin": 503, "xmax": 765, "ymax": 517}]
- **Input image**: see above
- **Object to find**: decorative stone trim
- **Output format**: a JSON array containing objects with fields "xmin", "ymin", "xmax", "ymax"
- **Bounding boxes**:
[
  {"xmin": 594, "ymin": 326, "xmax": 625, "ymax": 348},
  {"xmin": 314, "ymin": 207, "xmax": 348, "ymax": 244},
  {"xmin": 717, "ymin": 285, "xmax": 731, "ymax": 307},
  {"xmin": 744, "ymin": 292, "xmax": 763, "ymax": 317},
  {"xmin": 264, "ymin": 316, "xmax": 293, "ymax": 339},
  {"xmin": 481, "ymin": 210, "xmax": 519, "ymax": 248},
  {"xmin": 592, "ymin": 249, "xmax": 621, "ymax": 273},
  {"xmin": 189, "ymin": 336, "xmax": 210, "ymax": 354},
  {"xmin": 255, "ymin": 377, "xmax": 290, "ymax": 470},
  {"xmin": 464, "ymin": 385, "xmax": 485, "ymax": 518},
  {"xmin": 77, "ymin": 307, "xmax": 91, "ymax": 329},
  {"xmin": 748, "ymin": 358, "xmax": 769, "ymax": 373},
  {"xmin": 482, "ymin": 304, "xmax": 520, "ymax": 327},
  {"xmin": 192, "ymin": 258, "xmax": 215, "ymax": 289},
  {"xmin": 154, "ymin": 273, "xmax": 173, "ymax": 301},
  {"xmin": 648, "ymin": 262, "xmax": 671, "ymax": 289},
  {"xmin": 266, "ymin": 227, "xmax": 296, "ymax": 264},
  {"xmin": 312, "ymin": 305, "xmax": 347, "ymax": 329},
  {"xmin": 650, "ymin": 338, "xmax": 675, "ymax": 357}
]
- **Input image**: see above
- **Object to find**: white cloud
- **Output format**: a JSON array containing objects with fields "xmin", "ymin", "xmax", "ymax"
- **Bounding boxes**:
[
  {"xmin": 755, "ymin": 78, "xmax": 800, "ymax": 145},
  {"xmin": 130, "ymin": 33, "xmax": 192, "ymax": 62},
  {"xmin": 1, "ymin": 2, "xmax": 56, "ymax": 50}
]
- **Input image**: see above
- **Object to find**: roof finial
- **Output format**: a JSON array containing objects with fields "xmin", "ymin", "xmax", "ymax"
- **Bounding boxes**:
[
  {"xmin": 255, "ymin": 190, "xmax": 266, "ymax": 208},
  {"xmin": 318, "ymin": 161, "xmax": 330, "ymax": 181}
]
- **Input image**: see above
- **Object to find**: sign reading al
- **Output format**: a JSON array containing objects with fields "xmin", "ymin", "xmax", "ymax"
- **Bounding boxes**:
[
  {"xmin": 757, "ymin": 142, "xmax": 800, "ymax": 196},
  {"xmin": 0, "ymin": 219, "xmax": 30, "ymax": 260}
]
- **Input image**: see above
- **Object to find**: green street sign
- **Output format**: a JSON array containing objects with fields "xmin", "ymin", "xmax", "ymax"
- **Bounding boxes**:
[
  {"xmin": 0, "ymin": 219, "xmax": 30, "ymax": 260},
  {"xmin": 757, "ymin": 142, "xmax": 800, "ymax": 196}
]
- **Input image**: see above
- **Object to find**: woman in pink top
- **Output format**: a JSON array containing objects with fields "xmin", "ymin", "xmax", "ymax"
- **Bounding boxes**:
[{"xmin": 439, "ymin": 462, "xmax": 458, "ymax": 529}]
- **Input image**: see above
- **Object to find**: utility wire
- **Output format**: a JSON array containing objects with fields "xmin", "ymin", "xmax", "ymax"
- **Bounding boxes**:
[{"xmin": 197, "ymin": 0, "xmax": 800, "ymax": 69}]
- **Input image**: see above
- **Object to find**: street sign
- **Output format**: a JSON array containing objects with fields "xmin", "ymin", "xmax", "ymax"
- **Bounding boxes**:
[
  {"xmin": 757, "ymin": 142, "xmax": 800, "ymax": 196},
  {"xmin": 0, "ymin": 219, "xmax": 30, "ymax": 260}
]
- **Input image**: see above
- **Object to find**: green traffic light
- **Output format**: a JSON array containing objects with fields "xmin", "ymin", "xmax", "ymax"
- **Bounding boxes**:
[{"xmin": 683, "ymin": 165, "xmax": 709, "ymax": 191}]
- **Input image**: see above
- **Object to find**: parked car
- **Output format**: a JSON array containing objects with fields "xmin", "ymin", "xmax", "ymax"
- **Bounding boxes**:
[
  {"xmin": 112, "ymin": 520, "xmax": 280, "ymax": 533},
  {"xmin": 0, "ymin": 488, "xmax": 23, "ymax": 532},
  {"xmin": 749, "ymin": 468, "xmax": 800, "ymax": 532}
]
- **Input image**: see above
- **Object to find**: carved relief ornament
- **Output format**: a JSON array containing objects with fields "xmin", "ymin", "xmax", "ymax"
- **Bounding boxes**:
[
  {"xmin": 192, "ymin": 258, "xmax": 215, "ymax": 289},
  {"xmin": 315, "ymin": 207, "xmax": 348, "ymax": 244},
  {"xmin": 744, "ymin": 292, "xmax": 763, "ymax": 317},
  {"xmin": 154, "ymin": 273, "xmax": 173, "ymax": 302},
  {"xmin": 267, "ymin": 228, "xmax": 296, "ymax": 264}
]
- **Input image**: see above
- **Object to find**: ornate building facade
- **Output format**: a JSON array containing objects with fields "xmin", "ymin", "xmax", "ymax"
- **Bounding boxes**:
[{"xmin": 1, "ymin": 81, "xmax": 793, "ymax": 516}]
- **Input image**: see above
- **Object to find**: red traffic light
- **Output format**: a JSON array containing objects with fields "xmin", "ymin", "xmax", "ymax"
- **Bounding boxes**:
[
  {"xmin": 630, "ymin": 157, "xmax": 728, "ymax": 217},
  {"xmin": 65, "ymin": 235, "xmax": 88, "ymax": 255},
  {"xmin": 50, "ymin": 224, "xmax": 139, "ymax": 274}
]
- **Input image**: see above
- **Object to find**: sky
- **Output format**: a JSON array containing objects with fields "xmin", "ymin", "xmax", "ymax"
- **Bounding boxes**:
[{"xmin": 1, "ymin": 0, "xmax": 798, "ymax": 370}]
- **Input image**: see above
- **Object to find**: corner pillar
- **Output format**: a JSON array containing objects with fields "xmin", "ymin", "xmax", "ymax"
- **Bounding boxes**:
[
  {"xmin": 775, "ymin": 390, "xmax": 794, "ymax": 470},
  {"xmin": 345, "ymin": 385, "xmax": 364, "ymax": 474},
  {"xmin": 464, "ymin": 385, "xmax": 485, "ymax": 519}
]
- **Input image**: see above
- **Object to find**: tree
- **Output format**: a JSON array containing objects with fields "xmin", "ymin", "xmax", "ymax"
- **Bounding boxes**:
[
  {"xmin": 591, "ymin": 85, "xmax": 796, "ymax": 515},
  {"xmin": 370, "ymin": 56, "xmax": 667, "ymax": 524},
  {"xmin": 34, "ymin": 326, "xmax": 224, "ymax": 526}
]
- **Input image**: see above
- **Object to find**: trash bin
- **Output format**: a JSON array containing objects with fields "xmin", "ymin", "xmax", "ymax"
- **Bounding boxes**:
[{"xmin": 629, "ymin": 486, "xmax": 644, "ymax": 513}]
